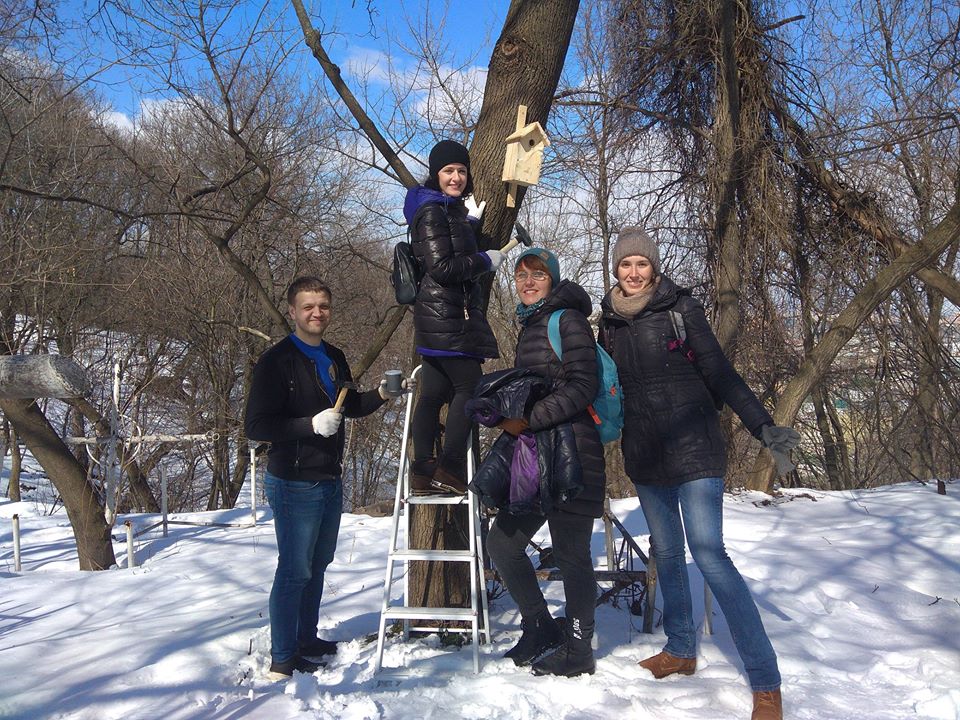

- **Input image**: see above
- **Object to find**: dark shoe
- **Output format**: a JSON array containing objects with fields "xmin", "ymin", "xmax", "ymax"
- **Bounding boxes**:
[
  {"xmin": 752, "ymin": 689, "xmax": 783, "ymax": 720},
  {"xmin": 431, "ymin": 465, "xmax": 468, "ymax": 494},
  {"xmin": 410, "ymin": 459, "xmax": 439, "ymax": 496},
  {"xmin": 504, "ymin": 611, "xmax": 564, "ymax": 666},
  {"xmin": 410, "ymin": 472, "xmax": 438, "ymax": 496},
  {"xmin": 531, "ymin": 617, "xmax": 595, "ymax": 677},
  {"xmin": 267, "ymin": 655, "xmax": 321, "ymax": 680},
  {"xmin": 638, "ymin": 650, "xmax": 696, "ymax": 679},
  {"xmin": 299, "ymin": 637, "xmax": 338, "ymax": 659},
  {"xmin": 531, "ymin": 642, "xmax": 596, "ymax": 677}
]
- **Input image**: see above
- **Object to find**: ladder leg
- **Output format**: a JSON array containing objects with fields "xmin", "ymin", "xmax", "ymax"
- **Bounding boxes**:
[
  {"xmin": 467, "ymin": 447, "xmax": 480, "ymax": 673},
  {"xmin": 375, "ymin": 365, "xmax": 421, "ymax": 674}
]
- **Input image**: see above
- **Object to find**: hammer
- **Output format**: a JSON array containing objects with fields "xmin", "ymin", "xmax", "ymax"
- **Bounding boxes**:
[
  {"xmin": 332, "ymin": 382, "xmax": 358, "ymax": 412},
  {"xmin": 498, "ymin": 220, "xmax": 534, "ymax": 254}
]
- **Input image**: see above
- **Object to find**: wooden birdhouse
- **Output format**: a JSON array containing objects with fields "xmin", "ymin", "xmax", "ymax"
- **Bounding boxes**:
[{"xmin": 502, "ymin": 105, "xmax": 550, "ymax": 207}]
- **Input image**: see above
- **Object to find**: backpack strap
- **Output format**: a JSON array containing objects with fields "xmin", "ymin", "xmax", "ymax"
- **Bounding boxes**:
[
  {"xmin": 547, "ymin": 309, "xmax": 566, "ymax": 360},
  {"xmin": 668, "ymin": 309, "xmax": 686, "ymax": 343},
  {"xmin": 667, "ymin": 308, "xmax": 695, "ymax": 362}
]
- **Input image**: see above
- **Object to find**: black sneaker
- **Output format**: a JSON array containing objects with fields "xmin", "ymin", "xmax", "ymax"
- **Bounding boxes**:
[
  {"xmin": 299, "ymin": 637, "xmax": 339, "ymax": 659},
  {"xmin": 267, "ymin": 655, "xmax": 322, "ymax": 680}
]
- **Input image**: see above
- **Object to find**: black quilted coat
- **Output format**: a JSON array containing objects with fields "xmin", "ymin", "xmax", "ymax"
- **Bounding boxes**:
[
  {"xmin": 513, "ymin": 280, "xmax": 606, "ymax": 518},
  {"xmin": 598, "ymin": 275, "xmax": 773, "ymax": 487},
  {"xmin": 409, "ymin": 194, "xmax": 499, "ymax": 359}
]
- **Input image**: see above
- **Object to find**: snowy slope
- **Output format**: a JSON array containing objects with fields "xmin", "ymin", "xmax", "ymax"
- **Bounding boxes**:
[{"xmin": 1, "ymin": 483, "xmax": 958, "ymax": 720}]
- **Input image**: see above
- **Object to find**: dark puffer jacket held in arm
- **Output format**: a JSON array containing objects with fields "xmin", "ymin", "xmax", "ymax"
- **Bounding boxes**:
[
  {"xmin": 467, "ymin": 367, "xmax": 584, "ymax": 516},
  {"xmin": 514, "ymin": 280, "xmax": 606, "ymax": 518},
  {"xmin": 405, "ymin": 187, "xmax": 499, "ymax": 359},
  {"xmin": 244, "ymin": 337, "xmax": 385, "ymax": 482},
  {"xmin": 598, "ymin": 275, "xmax": 773, "ymax": 487}
]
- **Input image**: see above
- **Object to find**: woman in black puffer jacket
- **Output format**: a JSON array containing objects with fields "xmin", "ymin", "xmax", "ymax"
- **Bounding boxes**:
[
  {"xmin": 402, "ymin": 140, "xmax": 503, "ymax": 495},
  {"xmin": 598, "ymin": 227, "xmax": 800, "ymax": 720},
  {"xmin": 485, "ymin": 247, "xmax": 606, "ymax": 679}
]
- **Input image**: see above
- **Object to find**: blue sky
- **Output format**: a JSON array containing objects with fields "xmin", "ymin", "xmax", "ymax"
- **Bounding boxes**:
[{"xmin": 58, "ymin": 0, "xmax": 511, "ymax": 119}]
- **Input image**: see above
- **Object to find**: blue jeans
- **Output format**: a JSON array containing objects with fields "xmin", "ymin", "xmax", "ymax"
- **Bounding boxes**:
[
  {"xmin": 635, "ymin": 477, "xmax": 780, "ymax": 691},
  {"xmin": 263, "ymin": 472, "xmax": 343, "ymax": 663}
]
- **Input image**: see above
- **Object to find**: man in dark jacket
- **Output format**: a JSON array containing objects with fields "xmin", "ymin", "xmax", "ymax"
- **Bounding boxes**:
[{"xmin": 245, "ymin": 276, "xmax": 397, "ymax": 679}]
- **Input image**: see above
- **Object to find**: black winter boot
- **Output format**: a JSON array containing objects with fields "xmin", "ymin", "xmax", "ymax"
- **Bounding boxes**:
[
  {"xmin": 531, "ymin": 617, "xmax": 595, "ymax": 677},
  {"xmin": 503, "ymin": 610, "xmax": 564, "ymax": 666}
]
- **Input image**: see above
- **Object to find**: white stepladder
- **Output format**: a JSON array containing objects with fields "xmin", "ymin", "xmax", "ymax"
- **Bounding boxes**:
[{"xmin": 374, "ymin": 365, "xmax": 491, "ymax": 674}]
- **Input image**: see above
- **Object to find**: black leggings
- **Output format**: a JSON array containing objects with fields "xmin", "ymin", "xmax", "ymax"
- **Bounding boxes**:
[
  {"xmin": 411, "ymin": 355, "xmax": 482, "ymax": 470},
  {"xmin": 486, "ymin": 509, "xmax": 597, "ymax": 625}
]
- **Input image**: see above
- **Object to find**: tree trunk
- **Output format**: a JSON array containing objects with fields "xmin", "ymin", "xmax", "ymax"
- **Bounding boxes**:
[
  {"xmin": 0, "ymin": 398, "xmax": 117, "ymax": 570},
  {"xmin": 0, "ymin": 355, "xmax": 90, "ymax": 399},
  {"xmin": 811, "ymin": 386, "xmax": 849, "ymax": 490},
  {"xmin": 747, "ymin": 199, "xmax": 960, "ymax": 491},
  {"xmin": 709, "ymin": 0, "xmax": 744, "ymax": 357},
  {"xmin": 906, "ymin": 289, "xmax": 944, "ymax": 483}
]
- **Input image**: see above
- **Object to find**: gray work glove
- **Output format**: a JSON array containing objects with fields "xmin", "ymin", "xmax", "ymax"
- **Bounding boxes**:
[
  {"xmin": 485, "ymin": 249, "xmax": 505, "ymax": 271},
  {"xmin": 312, "ymin": 409, "xmax": 343, "ymax": 437},
  {"xmin": 761, "ymin": 424, "xmax": 801, "ymax": 475}
]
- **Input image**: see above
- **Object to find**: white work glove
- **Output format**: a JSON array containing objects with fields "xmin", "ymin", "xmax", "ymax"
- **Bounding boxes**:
[
  {"xmin": 485, "ymin": 249, "xmax": 505, "ymax": 271},
  {"xmin": 464, "ymin": 195, "xmax": 486, "ymax": 221},
  {"xmin": 378, "ymin": 378, "xmax": 409, "ymax": 400},
  {"xmin": 312, "ymin": 409, "xmax": 343, "ymax": 437}
]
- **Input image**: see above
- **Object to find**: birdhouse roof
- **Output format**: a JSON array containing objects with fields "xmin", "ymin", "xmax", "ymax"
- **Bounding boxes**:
[{"xmin": 505, "ymin": 121, "xmax": 550, "ymax": 146}]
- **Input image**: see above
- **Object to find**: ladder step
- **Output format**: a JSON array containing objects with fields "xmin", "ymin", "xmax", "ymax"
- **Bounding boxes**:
[
  {"xmin": 382, "ymin": 606, "xmax": 476, "ymax": 621},
  {"xmin": 391, "ymin": 549, "xmax": 476, "ymax": 561},
  {"xmin": 403, "ymin": 494, "xmax": 470, "ymax": 506}
]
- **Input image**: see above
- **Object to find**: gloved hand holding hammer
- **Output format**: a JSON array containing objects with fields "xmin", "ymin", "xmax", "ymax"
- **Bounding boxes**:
[{"xmin": 485, "ymin": 220, "xmax": 534, "ymax": 272}]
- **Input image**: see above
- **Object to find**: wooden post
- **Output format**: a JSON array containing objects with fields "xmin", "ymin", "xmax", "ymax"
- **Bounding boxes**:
[
  {"xmin": 161, "ymin": 465, "xmax": 169, "ymax": 538},
  {"xmin": 124, "ymin": 520, "xmax": 135, "ymax": 568},
  {"xmin": 12, "ymin": 514, "xmax": 21, "ymax": 572},
  {"xmin": 505, "ymin": 105, "xmax": 527, "ymax": 208}
]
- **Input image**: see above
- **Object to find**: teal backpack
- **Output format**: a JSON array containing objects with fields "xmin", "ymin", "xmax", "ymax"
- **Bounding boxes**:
[{"xmin": 547, "ymin": 309, "xmax": 624, "ymax": 444}]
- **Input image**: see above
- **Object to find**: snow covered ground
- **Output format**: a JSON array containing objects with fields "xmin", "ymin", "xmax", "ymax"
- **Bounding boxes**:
[{"xmin": 1, "ymin": 481, "xmax": 958, "ymax": 720}]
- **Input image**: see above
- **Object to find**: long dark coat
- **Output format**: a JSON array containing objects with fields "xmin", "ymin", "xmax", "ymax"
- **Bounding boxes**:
[
  {"xmin": 514, "ymin": 280, "xmax": 606, "ymax": 518},
  {"xmin": 598, "ymin": 275, "xmax": 773, "ymax": 487}
]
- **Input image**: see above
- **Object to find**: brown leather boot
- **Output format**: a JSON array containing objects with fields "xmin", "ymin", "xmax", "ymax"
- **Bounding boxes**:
[
  {"xmin": 409, "ymin": 459, "xmax": 440, "ymax": 496},
  {"xmin": 751, "ymin": 689, "xmax": 782, "ymax": 720},
  {"xmin": 410, "ymin": 472, "xmax": 437, "ymax": 496},
  {"xmin": 638, "ymin": 651, "xmax": 696, "ymax": 679},
  {"xmin": 430, "ymin": 465, "xmax": 468, "ymax": 494}
]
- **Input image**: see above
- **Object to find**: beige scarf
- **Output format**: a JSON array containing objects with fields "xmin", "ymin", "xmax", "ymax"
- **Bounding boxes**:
[{"xmin": 610, "ymin": 277, "xmax": 660, "ymax": 318}]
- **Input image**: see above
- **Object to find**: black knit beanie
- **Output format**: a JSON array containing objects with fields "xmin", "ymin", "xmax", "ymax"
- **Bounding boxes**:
[{"xmin": 429, "ymin": 140, "xmax": 470, "ymax": 178}]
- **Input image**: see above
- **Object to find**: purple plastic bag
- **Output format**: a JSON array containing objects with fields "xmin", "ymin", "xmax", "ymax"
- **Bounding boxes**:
[{"xmin": 509, "ymin": 432, "xmax": 539, "ymax": 506}]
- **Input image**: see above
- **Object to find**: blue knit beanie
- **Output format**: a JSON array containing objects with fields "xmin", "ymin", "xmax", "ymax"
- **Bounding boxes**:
[{"xmin": 514, "ymin": 247, "xmax": 561, "ymax": 286}]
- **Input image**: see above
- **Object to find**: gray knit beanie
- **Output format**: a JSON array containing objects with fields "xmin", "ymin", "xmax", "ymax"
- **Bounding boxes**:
[{"xmin": 612, "ymin": 226, "xmax": 660, "ymax": 276}]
